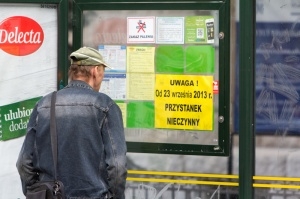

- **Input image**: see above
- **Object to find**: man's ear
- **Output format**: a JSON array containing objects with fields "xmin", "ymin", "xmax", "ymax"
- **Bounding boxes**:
[{"xmin": 91, "ymin": 66, "xmax": 97, "ymax": 78}]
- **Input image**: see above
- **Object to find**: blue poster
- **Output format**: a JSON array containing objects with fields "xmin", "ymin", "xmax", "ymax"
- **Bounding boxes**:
[{"xmin": 235, "ymin": 21, "xmax": 300, "ymax": 134}]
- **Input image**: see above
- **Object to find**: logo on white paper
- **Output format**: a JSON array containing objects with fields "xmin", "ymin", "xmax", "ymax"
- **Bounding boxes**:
[{"xmin": 127, "ymin": 17, "xmax": 155, "ymax": 43}]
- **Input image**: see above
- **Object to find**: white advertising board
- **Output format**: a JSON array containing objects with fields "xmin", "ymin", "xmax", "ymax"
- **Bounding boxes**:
[{"xmin": 0, "ymin": 3, "xmax": 58, "ymax": 198}]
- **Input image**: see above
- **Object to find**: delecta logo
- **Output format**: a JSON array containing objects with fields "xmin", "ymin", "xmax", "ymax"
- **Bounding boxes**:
[
  {"xmin": 0, "ymin": 16, "xmax": 44, "ymax": 56},
  {"xmin": 0, "ymin": 97, "xmax": 41, "ymax": 141}
]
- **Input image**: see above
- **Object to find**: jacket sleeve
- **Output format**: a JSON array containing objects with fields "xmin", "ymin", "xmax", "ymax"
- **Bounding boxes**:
[
  {"xmin": 102, "ymin": 103, "xmax": 127, "ymax": 199},
  {"xmin": 16, "ymin": 104, "xmax": 39, "ymax": 195}
]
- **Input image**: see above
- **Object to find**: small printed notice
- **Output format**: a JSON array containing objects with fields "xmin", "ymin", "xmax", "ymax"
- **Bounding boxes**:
[
  {"xmin": 213, "ymin": 80, "xmax": 219, "ymax": 94},
  {"xmin": 98, "ymin": 45, "xmax": 126, "ymax": 72},
  {"xmin": 0, "ymin": 97, "xmax": 40, "ymax": 141},
  {"xmin": 127, "ymin": 46, "xmax": 155, "ymax": 73},
  {"xmin": 155, "ymin": 74, "xmax": 213, "ymax": 130},
  {"xmin": 185, "ymin": 16, "xmax": 215, "ymax": 44},
  {"xmin": 156, "ymin": 17, "xmax": 184, "ymax": 44},
  {"xmin": 127, "ymin": 73, "xmax": 155, "ymax": 100},
  {"xmin": 100, "ymin": 74, "xmax": 126, "ymax": 100},
  {"xmin": 127, "ymin": 16, "xmax": 155, "ymax": 43}
]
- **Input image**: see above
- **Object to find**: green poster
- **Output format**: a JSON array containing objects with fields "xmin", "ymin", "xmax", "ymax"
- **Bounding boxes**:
[
  {"xmin": 185, "ymin": 45, "xmax": 215, "ymax": 73},
  {"xmin": 185, "ymin": 16, "xmax": 215, "ymax": 44},
  {"xmin": 127, "ymin": 102, "xmax": 154, "ymax": 128},
  {"xmin": 0, "ymin": 97, "xmax": 40, "ymax": 141},
  {"xmin": 155, "ymin": 45, "xmax": 184, "ymax": 73}
]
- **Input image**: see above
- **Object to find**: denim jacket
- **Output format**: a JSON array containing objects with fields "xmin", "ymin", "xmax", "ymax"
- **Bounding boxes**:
[{"xmin": 16, "ymin": 80, "xmax": 127, "ymax": 199}]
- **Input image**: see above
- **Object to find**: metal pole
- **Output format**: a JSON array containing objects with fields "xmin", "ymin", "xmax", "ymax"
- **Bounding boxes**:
[{"xmin": 239, "ymin": 0, "xmax": 256, "ymax": 198}]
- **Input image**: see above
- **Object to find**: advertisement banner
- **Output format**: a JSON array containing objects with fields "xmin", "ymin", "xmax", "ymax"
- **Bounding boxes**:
[{"xmin": 0, "ymin": 3, "xmax": 58, "ymax": 198}]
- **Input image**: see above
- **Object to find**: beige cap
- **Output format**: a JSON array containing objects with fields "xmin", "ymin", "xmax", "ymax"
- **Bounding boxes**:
[{"xmin": 70, "ymin": 47, "xmax": 112, "ymax": 69}]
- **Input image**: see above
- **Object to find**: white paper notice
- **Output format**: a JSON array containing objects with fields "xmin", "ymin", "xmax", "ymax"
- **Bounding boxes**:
[
  {"xmin": 100, "ymin": 74, "xmax": 126, "ymax": 100},
  {"xmin": 156, "ymin": 17, "xmax": 185, "ymax": 44},
  {"xmin": 127, "ymin": 16, "xmax": 155, "ymax": 43},
  {"xmin": 98, "ymin": 45, "xmax": 126, "ymax": 72}
]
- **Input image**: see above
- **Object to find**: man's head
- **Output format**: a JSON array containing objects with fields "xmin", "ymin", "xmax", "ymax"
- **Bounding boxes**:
[{"xmin": 68, "ymin": 47, "xmax": 111, "ymax": 91}]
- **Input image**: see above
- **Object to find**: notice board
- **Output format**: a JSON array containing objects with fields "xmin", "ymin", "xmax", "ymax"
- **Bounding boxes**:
[{"xmin": 73, "ymin": 0, "xmax": 230, "ymax": 155}]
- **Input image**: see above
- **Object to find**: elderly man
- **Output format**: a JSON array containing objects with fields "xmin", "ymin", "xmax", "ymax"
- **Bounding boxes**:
[{"xmin": 17, "ymin": 47, "xmax": 127, "ymax": 199}]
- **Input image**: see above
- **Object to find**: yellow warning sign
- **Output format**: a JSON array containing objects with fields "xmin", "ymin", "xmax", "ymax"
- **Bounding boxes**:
[{"xmin": 155, "ymin": 74, "xmax": 213, "ymax": 130}]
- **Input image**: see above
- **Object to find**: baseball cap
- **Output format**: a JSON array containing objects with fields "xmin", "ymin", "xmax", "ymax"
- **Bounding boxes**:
[{"xmin": 70, "ymin": 47, "xmax": 112, "ymax": 69}]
